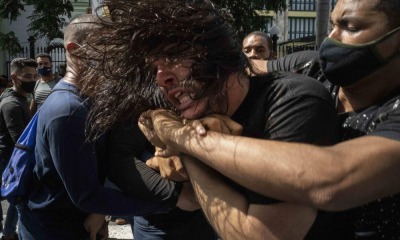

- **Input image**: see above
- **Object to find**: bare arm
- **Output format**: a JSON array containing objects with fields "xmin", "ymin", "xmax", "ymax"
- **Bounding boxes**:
[
  {"xmin": 182, "ymin": 154, "xmax": 316, "ymax": 240},
  {"xmin": 30, "ymin": 98, "xmax": 37, "ymax": 115},
  {"xmin": 143, "ymin": 110, "xmax": 400, "ymax": 211},
  {"xmin": 175, "ymin": 130, "xmax": 400, "ymax": 211}
]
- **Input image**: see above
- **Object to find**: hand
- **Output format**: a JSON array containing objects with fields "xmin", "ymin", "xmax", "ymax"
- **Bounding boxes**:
[
  {"xmin": 139, "ymin": 109, "xmax": 187, "ymax": 156},
  {"xmin": 188, "ymin": 114, "xmax": 243, "ymax": 136},
  {"xmin": 138, "ymin": 111, "xmax": 168, "ymax": 149},
  {"xmin": 146, "ymin": 154, "xmax": 188, "ymax": 182},
  {"xmin": 84, "ymin": 214, "xmax": 109, "ymax": 240}
]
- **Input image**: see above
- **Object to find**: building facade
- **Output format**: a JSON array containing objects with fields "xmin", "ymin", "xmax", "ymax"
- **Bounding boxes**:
[{"xmin": 257, "ymin": 0, "xmax": 337, "ymax": 57}]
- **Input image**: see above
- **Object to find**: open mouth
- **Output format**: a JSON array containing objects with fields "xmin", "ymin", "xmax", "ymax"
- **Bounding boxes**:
[{"xmin": 174, "ymin": 91, "xmax": 193, "ymax": 104}]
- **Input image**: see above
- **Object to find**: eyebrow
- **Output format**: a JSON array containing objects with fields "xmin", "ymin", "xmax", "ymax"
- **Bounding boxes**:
[{"xmin": 244, "ymin": 44, "xmax": 266, "ymax": 48}]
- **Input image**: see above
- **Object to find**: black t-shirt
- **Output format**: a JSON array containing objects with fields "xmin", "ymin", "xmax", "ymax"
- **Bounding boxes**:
[
  {"xmin": 107, "ymin": 120, "xmax": 218, "ymax": 240},
  {"xmin": 328, "ymin": 84, "xmax": 400, "ymax": 239},
  {"xmin": 269, "ymin": 52, "xmax": 400, "ymax": 238},
  {"xmin": 0, "ymin": 88, "xmax": 30, "ymax": 161},
  {"xmin": 231, "ymin": 72, "xmax": 341, "ymax": 238},
  {"xmin": 106, "ymin": 120, "xmax": 182, "ymax": 207}
]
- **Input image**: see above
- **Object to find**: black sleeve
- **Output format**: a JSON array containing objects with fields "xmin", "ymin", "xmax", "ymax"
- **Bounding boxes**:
[
  {"xmin": 2, "ymin": 101, "xmax": 27, "ymax": 143},
  {"xmin": 267, "ymin": 50, "xmax": 319, "ymax": 72},
  {"xmin": 249, "ymin": 79, "xmax": 339, "ymax": 205},
  {"xmin": 267, "ymin": 94, "xmax": 339, "ymax": 146},
  {"xmin": 106, "ymin": 120, "xmax": 183, "ymax": 208},
  {"xmin": 369, "ymin": 100, "xmax": 400, "ymax": 141}
]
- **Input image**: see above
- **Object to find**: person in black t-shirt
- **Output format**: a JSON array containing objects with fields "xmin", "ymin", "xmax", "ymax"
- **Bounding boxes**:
[
  {"xmin": 0, "ymin": 58, "xmax": 37, "ymax": 240},
  {"xmin": 77, "ymin": 0, "xmax": 341, "ymax": 238},
  {"xmin": 141, "ymin": 0, "xmax": 400, "ymax": 239},
  {"xmin": 95, "ymin": 0, "xmax": 342, "ymax": 239}
]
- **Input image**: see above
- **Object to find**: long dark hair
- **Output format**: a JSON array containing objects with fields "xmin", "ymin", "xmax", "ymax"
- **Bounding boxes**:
[{"xmin": 81, "ymin": 0, "xmax": 252, "ymax": 141}]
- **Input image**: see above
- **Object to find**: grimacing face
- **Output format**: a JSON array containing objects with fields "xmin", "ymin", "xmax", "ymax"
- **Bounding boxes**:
[{"xmin": 151, "ymin": 57, "xmax": 211, "ymax": 120}]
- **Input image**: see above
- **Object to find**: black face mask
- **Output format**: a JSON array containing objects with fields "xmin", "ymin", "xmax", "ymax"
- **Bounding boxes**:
[
  {"xmin": 38, "ymin": 66, "xmax": 52, "ymax": 76},
  {"xmin": 319, "ymin": 26, "xmax": 400, "ymax": 87},
  {"xmin": 20, "ymin": 81, "xmax": 36, "ymax": 93}
]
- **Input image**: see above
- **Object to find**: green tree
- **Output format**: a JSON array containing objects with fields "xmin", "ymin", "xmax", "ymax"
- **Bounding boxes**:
[
  {"xmin": 0, "ymin": 0, "xmax": 289, "ymax": 53},
  {"xmin": 213, "ymin": 0, "xmax": 290, "ymax": 39},
  {"xmin": 0, "ymin": 0, "xmax": 77, "ymax": 54},
  {"xmin": 0, "ymin": 31, "xmax": 23, "ymax": 55}
]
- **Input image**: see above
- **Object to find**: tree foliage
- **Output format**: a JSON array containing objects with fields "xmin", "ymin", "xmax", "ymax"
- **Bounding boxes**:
[
  {"xmin": 213, "ymin": 0, "xmax": 290, "ymax": 39},
  {"xmin": 25, "ymin": 0, "xmax": 75, "ymax": 40},
  {"xmin": 0, "ymin": 31, "xmax": 22, "ymax": 55},
  {"xmin": 0, "ymin": 0, "xmax": 25, "ymax": 22},
  {"xmin": 0, "ymin": 0, "xmax": 289, "ymax": 51},
  {"xmin": 0, "ymin": 0, "xmax": 77, "ymax": 51}
]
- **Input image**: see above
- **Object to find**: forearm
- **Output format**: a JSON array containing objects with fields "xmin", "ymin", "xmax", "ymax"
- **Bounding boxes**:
[
  {"xmin": 183, "ymin": 155, "xmax": 315, "ymax": 240},
  {"xmin": 171, "ymin": 129, "xmax": 400, "ymax": 210},
  {"xmin": 30, "ymin": 99, "xmax": 37, "ymax": 115}
]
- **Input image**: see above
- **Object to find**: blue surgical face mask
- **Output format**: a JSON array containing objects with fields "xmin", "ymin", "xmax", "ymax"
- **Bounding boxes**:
[
  {"xmin": 319, "ymin": 26, "xmax": 400, "ymax": 87},
  {"xmin": 38, "ymin": 66, "xmax": 52, "ymax": 76}
]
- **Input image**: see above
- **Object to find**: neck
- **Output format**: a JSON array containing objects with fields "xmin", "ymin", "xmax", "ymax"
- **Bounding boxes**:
[
  {"xmin": 62, "ymin": 71, "xmax": 80, "ymax": 87},
  {"xmin": 40, "ymin": 74, "xmax": 55, "ymax": 83},
  {"xmin": 338, "ymin": 56, "xmax": 400, "ymax": 113},
  {"xmin": 11, "ymin": 86, "xmax": 28, "ymax": 97},
  {"xmin": 226, "ymin": 72, "xmax": 250, "ymax": 116}
]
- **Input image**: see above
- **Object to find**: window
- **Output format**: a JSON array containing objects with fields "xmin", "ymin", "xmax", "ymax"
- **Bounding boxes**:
[
  {"xmin": 289, "ymin": 0, "xmax": 316, "ymax": 11},
  {"xmin": 260, "ymin": 17, "xmax": 274, "ymax": 33},
  {"xmin": 288, "ymin": 17, "xmax": 315, "ymax": 40}
]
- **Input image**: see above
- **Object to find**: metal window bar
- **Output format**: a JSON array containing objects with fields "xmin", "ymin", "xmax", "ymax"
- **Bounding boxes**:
[
  {"xmin": 289, "ymin": 0, "xmax": 316, "ymax": 11},
  {"xmin": 288, "ymin": 17, "xmax": 315, "ymax": 40},
  {"xmin": 6, "ymin": 44, "xmax": 66, "ymax": 78}
]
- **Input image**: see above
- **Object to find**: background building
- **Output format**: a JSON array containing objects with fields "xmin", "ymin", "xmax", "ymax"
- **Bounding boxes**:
[{"xmin": 257, "ymin": 0, "xmax": 337, "ymax": 57}]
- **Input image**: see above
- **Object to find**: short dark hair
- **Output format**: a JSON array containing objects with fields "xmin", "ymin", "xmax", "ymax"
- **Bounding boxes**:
[
  {"xmin": 244, "ymin": 31, "xmax": 273, "ymax": 51},
  {"xmin": 375, "ymin": 0, "xmax": 400, "ymax": 29},
  {"xmin": 10, "ymin": 58, "xmax": 38, "ymax": 74},
  {"xmin": 35, "ymin": 53, "xmax": 52, "ymax": 63}
]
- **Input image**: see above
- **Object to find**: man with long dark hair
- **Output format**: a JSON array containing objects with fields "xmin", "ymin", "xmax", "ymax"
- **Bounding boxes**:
[
  {"xmin": 141, "ymin": 0, "xmax": 400, "ymax": 238},
  {"xmin": 82, "ymin": 0, "xmax": 342, "ymax": 238}
]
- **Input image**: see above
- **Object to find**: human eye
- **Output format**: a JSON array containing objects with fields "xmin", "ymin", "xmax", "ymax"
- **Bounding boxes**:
[
  {"xmin": 256, "ymin": 47, "xmax": 266, "ymax": 53},
  {"xmin": 347, "ymin": 25, "xmax": 360, "ymax": 33}
]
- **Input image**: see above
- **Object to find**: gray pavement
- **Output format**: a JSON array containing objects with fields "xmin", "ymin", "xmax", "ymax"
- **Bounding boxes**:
[{"xmin": 1, "ymin": 200, "xmax": 134, "ymax": 239}]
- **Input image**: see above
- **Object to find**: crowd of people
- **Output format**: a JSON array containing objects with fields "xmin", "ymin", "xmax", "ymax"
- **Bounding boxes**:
[{"xmin": 0, "ymin": 0, "xmax": 399, "ymax": 239}]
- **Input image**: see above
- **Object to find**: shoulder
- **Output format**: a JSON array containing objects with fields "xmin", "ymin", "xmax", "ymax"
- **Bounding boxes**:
[
  {"xmin": 270, "ymin": 72, "xmax": 333, "ymax": 102},
  {"xmin": 0, "ymin": 91, "xmax": 23, "ymax": 108},
  {"xmin": 267, "ymin": 50, "xmax": 319, "ymax": 72},
  {"xmin": 40, "ymin": 81, "xmax": 88, "ymax": 119}
]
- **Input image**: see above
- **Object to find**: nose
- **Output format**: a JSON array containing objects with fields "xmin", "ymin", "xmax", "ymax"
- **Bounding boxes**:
[
  {"xmin": 328, "ymin": 26, "xmax": 341, "ymax": 41},
  {"xmin": 154, "ymin": 59, "xmax": 177, "ymax": 88},
  {"xmin": 247, "ymin": 49, "xmax": 258, "ymax": 59}
]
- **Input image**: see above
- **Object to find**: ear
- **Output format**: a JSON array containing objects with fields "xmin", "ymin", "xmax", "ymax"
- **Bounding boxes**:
[
  {"xmin": 10, "ymin": 73, "xmax": 17, "ymax": 81},
  {"xmin": 66, "ymin": 42, "xmax": 80, "ymax": 52},
  {"xmin": 10, "ymin": 73, "xmax": 19, "ymax": 85}
]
